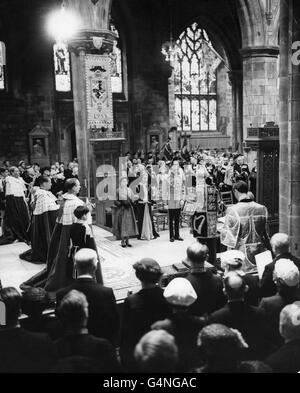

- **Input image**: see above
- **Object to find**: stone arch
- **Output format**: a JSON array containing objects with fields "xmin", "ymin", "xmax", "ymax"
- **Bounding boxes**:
[
  {"xmin": 236, "ymin": 0, "xmax": 266, "ymax": 47},
  {"xmin": 64, "ymin": 0, "xmax": 112, "ymax": 31},
  {"xmin": 237, "ymin": 0, "xmax": 280, "ymax": 48}
]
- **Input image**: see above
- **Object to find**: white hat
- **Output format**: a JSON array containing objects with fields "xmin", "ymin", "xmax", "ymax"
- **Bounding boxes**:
[
  {"xmin": 164, "ymin": 278, "xmax": 197, "ymax": 307},
  {"xmin": 274, "ymin": 259, "xmax": 300, "ymax": 287},
  {"xmin": 220, "ymin": 250, "xmax": 245, "ymax": 269},
  {"xmin": 280, "ymin": 302, "xmax": 300, "ymax": 341}
]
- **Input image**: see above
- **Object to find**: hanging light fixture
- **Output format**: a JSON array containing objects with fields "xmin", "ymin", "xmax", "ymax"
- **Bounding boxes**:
[
  {"xmin": 47, "ymin": 1, "xmax": 80, "ymax": 42},
  {"xmin": 161, "ymin": 0, "xmax": 179, "ymax": 64}
]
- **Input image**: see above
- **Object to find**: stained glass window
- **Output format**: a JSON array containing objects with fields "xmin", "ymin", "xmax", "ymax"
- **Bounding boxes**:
[
  {"xmin": 0, "ymin": 42, "xmax": 6, "ymax": 90},
  {"xmin": 110, "ymin": 24, "xmax": 123, "ymax": 94},
  {"xmin": 174, "ymin": 23, "xmax": 221, "ymax": 132},
  {"xmin": 53, "ymin": 42, "xmax": 71, "ymax": 92}
]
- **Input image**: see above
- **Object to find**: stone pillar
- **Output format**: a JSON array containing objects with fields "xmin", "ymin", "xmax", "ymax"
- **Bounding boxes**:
[
  {"xmin": 69, "ymin": 46, "xmax": 88, "ymax": 193},
  {"xmin": 228, "ymin": 70, "xmax": 243, "ymax": 151},
  {"xmin": 241, "ymin": 47, "xmax": 279, "ymax": 133},
  {"xmin": 241, "ymin": 46, "xmax": 279, "ymax": 164},
  {"xmin": 64, "ymin": 0, "xmax": 114, "ymax": 196},
  {"xmin": 279, "ymin": 0, "xmax": 300, "ymax": 256}
]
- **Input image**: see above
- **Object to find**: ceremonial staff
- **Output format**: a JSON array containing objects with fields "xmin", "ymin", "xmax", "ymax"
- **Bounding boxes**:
[{"xmin": 86, "ymin": 135, "xmax": 104, "ymax": 285}]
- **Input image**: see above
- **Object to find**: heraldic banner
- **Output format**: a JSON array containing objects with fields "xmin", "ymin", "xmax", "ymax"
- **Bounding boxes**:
[{"xmin": 85, "ymin": 55, "xmax": 114, "ymax": 131}]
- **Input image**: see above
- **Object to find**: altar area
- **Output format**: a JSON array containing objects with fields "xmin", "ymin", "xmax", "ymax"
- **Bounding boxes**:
[{"xmin": 0, "ymin": 226, "xmax": 192, "ymax": 302}]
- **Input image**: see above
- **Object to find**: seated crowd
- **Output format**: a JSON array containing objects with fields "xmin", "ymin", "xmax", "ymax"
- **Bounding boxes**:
[{"xmin": 0, "ymin": 233, "xmax": 300, "ymax": 373}]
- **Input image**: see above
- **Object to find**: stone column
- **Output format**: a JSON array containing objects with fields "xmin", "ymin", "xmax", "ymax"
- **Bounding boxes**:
[
  {"xmin": 241, "ymin": 47, "xmax": 279, "ymax": 132},
  {"xmin": 241, "ymin": 46, "xmax": 279, "ymax": 164},
  {"xmin": 64, "ymin": 0, "xmax": 114, "ymax": 196},
  {"xmin": 228, "ymin": 70, "xmax": 243, "ymax": 151},
  {"xmin": 279, "ymin": 0, "xmax": 300, "ymax": 256}
]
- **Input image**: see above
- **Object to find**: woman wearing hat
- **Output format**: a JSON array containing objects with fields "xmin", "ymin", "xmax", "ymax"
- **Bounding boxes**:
[
  {"xmin": 152, "ymin": 277, "xmax": 206, "ymax": 372},
  {"xmin": 113, "ymin": 177, "xmax": 138, "ymax": 248}
]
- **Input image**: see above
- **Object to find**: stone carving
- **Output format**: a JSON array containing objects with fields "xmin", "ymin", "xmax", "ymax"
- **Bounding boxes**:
[{"xmin": 64, "ymin": 0, "xmax": 112, "ymax": 31}]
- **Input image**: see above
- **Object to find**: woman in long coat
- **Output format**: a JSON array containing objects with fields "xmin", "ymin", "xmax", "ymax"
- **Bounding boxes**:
[{"xmin": 113, "ymin": 177, "xmax": 138, "ymax": 247}]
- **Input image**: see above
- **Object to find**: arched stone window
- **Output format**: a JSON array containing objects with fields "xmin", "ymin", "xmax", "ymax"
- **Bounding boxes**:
[
  {"xmin": 53, "ymin": 42, "xmax": 72, "ymax": 92},
  {"xmin": 174, "ymin": 23, "xmax": 222, "ymax": 132},
  {"xmin": 0, "ymin": 41, "xmax": 6, "ymax": 90}
]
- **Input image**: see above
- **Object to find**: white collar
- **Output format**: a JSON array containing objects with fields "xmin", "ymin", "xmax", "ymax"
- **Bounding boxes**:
[
  {"xmin": 63, "ymin": 193, "xmax": 79, "ymax": 200},
  {"xmin": 77, "ymin": 274, "xmax": 94, "ymax": 279}
]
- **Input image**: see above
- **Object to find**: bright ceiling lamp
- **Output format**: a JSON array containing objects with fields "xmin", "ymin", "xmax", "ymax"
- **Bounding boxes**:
[{"xmin": 47, "ymin": 4, "xmax": 80, "ymax": 42}]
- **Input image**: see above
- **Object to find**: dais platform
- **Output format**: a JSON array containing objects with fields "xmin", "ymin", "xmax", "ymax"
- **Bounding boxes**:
[{"xmin": 0, "ymin": 226, "xmax": 193, "ymax": 301}]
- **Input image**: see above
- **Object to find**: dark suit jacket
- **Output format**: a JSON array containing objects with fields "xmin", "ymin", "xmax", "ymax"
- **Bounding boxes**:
[
  {"xmin": 208, "ymin": 301, "xmax": 272, "ymax": 359},
  {"xmin": 0, "ymin": 327, "xmax": 57, "ymax": 373},
  {"xmin": 55, "ymin": 333, "xmax": 121, "ymax": 372},
  {"xmin": 265, "ymin": 340, "xmax": 300, "ymax": 373},
  {"xmin": 120, "ymin": 287, "xmax": 170, "ymax": 370},
  {"xmin": 20, "ymin": 314, "xmax": 64, "ymax": 340},
  {"xmin": 260, "ymin": 252, "xmax": 300, "ymax": 297},
  {"xmin": 243, "ymin": 273, "xmax": 260, "ymax": 306},
  {"xmin": 152, "ymin": 313, "xmax": 205, "ymax": 372},
  {"xmin": 185, "ymin": 270, "xmax": 226, "ymax": 316},
  {"xmin": 259, "ymin": 293, "xmax": 300, "ymax": 346},
  {"xmin": 56, "ymin": 278, "xmax": 120, "ymax": 345},
  {"xmin": 51, "ymin": 178, "xmax": 64, "ymax": 196}
]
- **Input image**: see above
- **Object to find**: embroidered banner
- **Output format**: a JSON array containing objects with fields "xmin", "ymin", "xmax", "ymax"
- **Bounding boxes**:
[{"xmin": 85, "ymin": 55, "xmax": 113, "ymax": 130}]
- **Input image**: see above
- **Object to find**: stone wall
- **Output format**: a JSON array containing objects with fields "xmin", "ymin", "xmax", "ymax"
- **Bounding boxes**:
[
  {"xmin": 243, "ymin": 54, "xmax": 279, "ymax": 133},
  {"xmin": 0, "ymin": 0, "xmax": 56, "ymax": 165}
]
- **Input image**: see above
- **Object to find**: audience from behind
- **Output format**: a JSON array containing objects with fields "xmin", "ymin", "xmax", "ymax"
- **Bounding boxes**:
[
  {"xmin": 56, "ymin": 290, "xmax": 120, "ymax": 373},
  {"xmin": 52, "ymin": 356, "xmax": 101, "ymax": 373},
  {"xmin": 0, "ymin": 287, "xmax": 57, "ymax": 373},
  {"xmin": 120, "ymin": 258, "xmax": 170, "ymax": 371},
  {"xmin": 198, "ymin": 323, "xmax": 271, "ymax": 373},
  {"xmin": 221, "ymin": 250, "xmax": 260, "ymax": 306},
  {"xmin": 260, "ymin": 233, "xmax": 300, "ymax": 297},
  {"xmin": 197, "ymin": 324, "xmax": 248, "ymax": 373},
  {"xmin": 259, "ymin": 259, "xmax": 300, "ymax": 347},
  {"xmin": 265, "ymin": 302, "xmax": 300, "ymax": 373},
  {"xmin": 208, "ymin": 272, "xmax": 272, "ymax": 359},
  {"xmin": 20, "ymin": 287, "xmax": 61, "ymax": 339},
  {"xmin": 134, "ymin": 330, "xmax": 178, "ymax": 373},
  {"xmin": 152, "ymin": 277, "xmax": 205, "ymax": 372},
  {"xmin": 185, "ymin": 242, "xmax": 226, "ymax": 316},
  {"xmin": 56, "ymin": 249, "xmax": 120, "ymax": 345}
]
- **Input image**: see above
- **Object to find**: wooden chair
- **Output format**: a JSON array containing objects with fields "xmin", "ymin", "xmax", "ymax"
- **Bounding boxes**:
[{"xmin": 152, "ymin": 201, "xmax": 168, "ymax": 232}]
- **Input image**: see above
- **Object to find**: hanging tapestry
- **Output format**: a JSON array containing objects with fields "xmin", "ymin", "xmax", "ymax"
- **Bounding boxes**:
[{"xmin": 85, "ymin": 55, "xmax": 113, "ymax": 130}]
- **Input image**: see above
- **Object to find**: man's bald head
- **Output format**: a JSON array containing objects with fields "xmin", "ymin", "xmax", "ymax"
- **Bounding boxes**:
[
  {"xmin": 186, "ymin": 242, "xmax": 209, "ymax": 266},
  {"xmin": 270, "ymin": 233, "xmax": 290, "ymax": 256},
  {"xmin": 75, "ymin": 249, "xmax": 97, "ymax": 276},
  {"xmin": 224, "ymin": 272, "xmax": 247, "ymax": 301}
]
